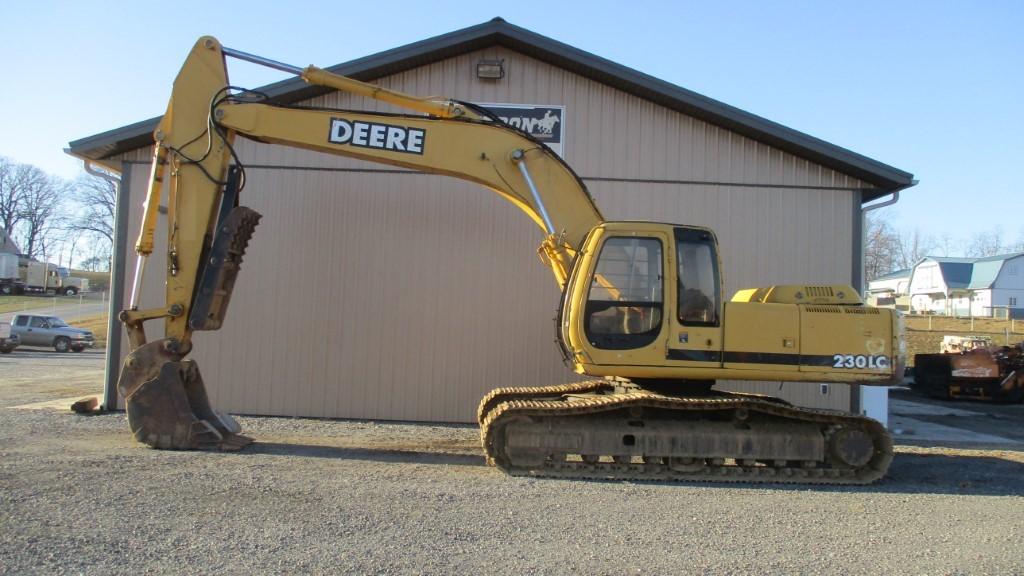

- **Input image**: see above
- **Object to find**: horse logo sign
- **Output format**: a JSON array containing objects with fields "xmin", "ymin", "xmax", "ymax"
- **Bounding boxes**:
[{"xmin": 477, "ymin": 104, "xmax": 566, "ymax": 157}]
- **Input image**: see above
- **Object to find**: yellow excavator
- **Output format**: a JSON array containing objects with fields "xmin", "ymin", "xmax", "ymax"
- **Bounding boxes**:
[{"xmin": 117, "ymin": 37, "xmax": 904, "ymax": 484}]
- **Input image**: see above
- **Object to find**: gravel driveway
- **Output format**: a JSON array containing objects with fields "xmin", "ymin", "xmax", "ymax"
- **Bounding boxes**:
[
  {"xmin": 2, "ymin": 350, "xmax": 1022, "ymax": 575},
  {"xmin": 2, "ymin": 401, "xmax": 1022, "ymax": 575},
  {"xmin": 0, "ymin": 348, "xmax": 104, "ymax": 405}
]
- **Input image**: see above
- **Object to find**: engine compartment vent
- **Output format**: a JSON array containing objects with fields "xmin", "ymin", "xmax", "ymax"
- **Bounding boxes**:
[
  {"xmin": 804, "ymin": 286, "xmax": 835, "ymax": 298},
  {"xmin": 843, "ymin": 307, "xmax": 881, "ymax": 315},
  {"xmin": 805, "ymin": 306, "xmax": 843, "ymax": 314}
]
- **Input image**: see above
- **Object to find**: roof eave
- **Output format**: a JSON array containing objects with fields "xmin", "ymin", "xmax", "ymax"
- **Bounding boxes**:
[{"xmin": 67, "ymin": 18, "xmax": 914, "ymax": 198}]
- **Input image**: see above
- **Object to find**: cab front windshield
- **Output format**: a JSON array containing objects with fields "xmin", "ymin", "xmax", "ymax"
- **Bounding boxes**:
[{"xmin": 45, "ymin": 317, "xmax": 69, "ymax": 328}]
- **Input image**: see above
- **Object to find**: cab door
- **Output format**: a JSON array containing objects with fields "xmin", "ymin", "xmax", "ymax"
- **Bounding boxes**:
[
  {"xmin": 664, "ymin": 227, "xmax": 723, "ymax": 369},
  {"xmin": 25, "ymin": 316, "xmax": 49, "ymax": 346},
  {"xmin": 573, "ymin": 226, "xmax": 671, "ymax": 369}
]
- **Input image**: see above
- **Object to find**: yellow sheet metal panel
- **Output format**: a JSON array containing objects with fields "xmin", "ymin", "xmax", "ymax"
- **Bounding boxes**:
[
  {"xmin": 110, "ymin": 45, "xmax": 865, "ymax": 421},
  {"xmin": 799, "ymin": 306, "xmax": 895, "ymax": 379},
  {"xmin": 722, "ymin": 302, "xmax": 800, "ymax": 374}
]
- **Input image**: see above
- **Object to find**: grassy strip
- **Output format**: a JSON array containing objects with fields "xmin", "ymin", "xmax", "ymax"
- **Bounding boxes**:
[
  {"xmin": 0, "ymin": 296, "xmax": 55, "ymax": 314},
  {"xmin": 904, "ymin": 315, "xmax": 1024, "ymax": 363},
  {"xmin": 0, "ymin": 294, "xmax": 109, "ymax": 314},
  {"xmin": 70, "ymin": 313, "xmax": 110, "ymax": 348},
  {"xmin": 70, "ymin": 270, "xmax": 111, "ymax": 292},
  {"xmin": 904, "ymin": 315, "xmax": 1024, "ymax": 334}
]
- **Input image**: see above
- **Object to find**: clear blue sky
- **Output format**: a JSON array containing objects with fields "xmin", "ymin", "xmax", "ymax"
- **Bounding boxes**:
[{"xmin": 1, "ymin": 1, "xmax": 1020, "ymax": 245}]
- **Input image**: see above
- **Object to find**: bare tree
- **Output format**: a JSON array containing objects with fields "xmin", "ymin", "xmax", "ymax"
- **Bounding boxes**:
[
  {"xmin": 965, "ymin": 228, "xmax": 1006, "ymax": 257},
  {"xmin": 864, "ymin": 212, "xmax": 900, "ymax": 281},
  {"xmin": 79, "ymin": 255, "xmax": 109, "ymax": 272},
  {"xmin": 934, "ymin": 232, "xmax": 960, "ymax": 258},
  {"xmin": 15, "ymin": 168, "xmax": 69, "ymax": 260},
  {"xmin": 894, "ymin": 228, "xmax": 936, "ymax": 270},
  {"xmin": 0, "ymin": 156, "xmax": 34, "ymax": 235},
  {"xmin": 1012, "ymin": 227, "xmax": 1024, "ymax": 253},
  {"xmin": 70, "ymin": 172, "xmax": 116, "ymax": 245}
]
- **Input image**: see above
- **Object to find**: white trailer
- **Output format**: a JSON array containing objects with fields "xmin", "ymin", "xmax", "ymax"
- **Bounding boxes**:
[{"xmin": 0, "ymin": 253, "xmax": 22, "ymax": 295}]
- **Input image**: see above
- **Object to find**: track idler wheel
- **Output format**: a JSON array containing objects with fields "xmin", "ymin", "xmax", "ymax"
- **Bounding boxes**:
[
  {"xmin": 117, "ymin": 340, "xmax": 252, "ymax": 451},
  {"xmin": 828, "ymin": 427, "xmax": 874, "ymax": 468}
]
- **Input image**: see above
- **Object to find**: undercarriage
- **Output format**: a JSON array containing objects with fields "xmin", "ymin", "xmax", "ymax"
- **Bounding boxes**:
[{"xmin": 479, "ymin": 381, "xmax": 893, "ymax": 485}]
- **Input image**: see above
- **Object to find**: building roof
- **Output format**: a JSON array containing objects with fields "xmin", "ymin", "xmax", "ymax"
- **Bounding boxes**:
[
  {"xmin": 67, "ymin": 17, "xmax": 915, "ymax": 202},
  {"xmin": 0, "ymin": 227, "xmax": 20, "ymax": 254},
  {"xmin": 969, "ymin": 252, "xmax": 1024, "ymax": 289},
  {"xmin": 873, "ymin": 267, "xmax": 912, "ymax": 282},
  {"xmin": 915, "ymin": 253, "xmax": 1024, "ymax": 291},
  {"xmin": 974, "ymin": 252, "xmax": 1024, "ymax": 263},
  {"xmin": 937, "ymin": 261, "xmax": 975, "ymax": 289}
]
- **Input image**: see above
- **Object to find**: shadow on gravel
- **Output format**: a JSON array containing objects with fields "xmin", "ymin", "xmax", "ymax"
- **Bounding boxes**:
[
  {"xmin": 545, "ymin": 452, "xmax": 1024, "ymax": 496},
  {"xmin": 250, "ymin": 442, "xmax": 485, "ymax": 467},
  {"xmin": 245, "ymin": 444, "xmax": 1024, "ymax": 496},
  {"xmin": 656, "ymin": 452, "xmax": 1024, "ymax": 496},
  {"xmin": 875, "ymin": 452, "xmax": 1024, "ymax": 497}
]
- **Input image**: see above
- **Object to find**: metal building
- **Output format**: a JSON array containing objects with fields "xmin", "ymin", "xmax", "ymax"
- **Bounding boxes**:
[{"xmin": 68, "ymin": 19, "xmax": 914, "ymax": 423}]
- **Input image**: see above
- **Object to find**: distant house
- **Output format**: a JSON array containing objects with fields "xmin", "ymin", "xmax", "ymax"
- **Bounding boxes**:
[
  {"xmin": 866, "ymin": 268, "xmax": 911, "ymax": 309},
  {"xmin": 0, "ymin": 228, "xmax": 19, "ymax": 254},
  {"xmin": 965, "ymin": 253, "xmax": 1024, "ymax": 318},
  {"xmin": 906, "ymin": 253, "xmax": 1024, "ymax": 318},
  {"xmin": 908, "ymin": 257, "xmax": 976, "ymax": 315}
]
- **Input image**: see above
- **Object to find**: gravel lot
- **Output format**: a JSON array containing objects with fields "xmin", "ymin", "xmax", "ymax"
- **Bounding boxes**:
[
  {"xmin": 0, "ymin": 347, "xmax": 104, "ymax": 405},
  {"xmin": 1, "ymin": 359, "xmax": 1023, "ymax": 574}
]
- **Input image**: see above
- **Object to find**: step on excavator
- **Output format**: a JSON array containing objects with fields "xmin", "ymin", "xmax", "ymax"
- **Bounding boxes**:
[{"xmin": 114, "ymin": 37, "xmax": 904, "ymax": 484}]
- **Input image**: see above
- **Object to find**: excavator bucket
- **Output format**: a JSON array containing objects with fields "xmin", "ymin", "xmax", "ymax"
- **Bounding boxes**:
[{"xmin": 117, "ymin": 340, "xmax": 252, "ymax": 450}]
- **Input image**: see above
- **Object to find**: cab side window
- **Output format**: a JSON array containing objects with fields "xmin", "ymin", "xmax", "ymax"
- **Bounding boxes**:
[
  {"xmin": 676, "ymin": 228, "xmax": 720, "ymax": 326},
  {"xmin": 29, "ymin": 317, "xmax": 47, "ymax": 328},
  {"xmin": 15, "ymin": 316, "xmax": 29, "ymax": 327}
]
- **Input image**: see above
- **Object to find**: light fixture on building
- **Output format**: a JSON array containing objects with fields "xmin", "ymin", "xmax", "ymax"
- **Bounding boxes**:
[{"xmin": 476, "ymin": 59, "xmax": 504, "ymax": 80}]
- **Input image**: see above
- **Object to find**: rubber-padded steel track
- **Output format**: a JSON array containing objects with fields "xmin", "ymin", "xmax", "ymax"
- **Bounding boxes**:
[
  {"xmin": 479, "ymin": 382, "xmax": 893, "ymax": 485},
  {"xmin": 477, "ymin": 380, "xmax": 611, "ymax": 424}
]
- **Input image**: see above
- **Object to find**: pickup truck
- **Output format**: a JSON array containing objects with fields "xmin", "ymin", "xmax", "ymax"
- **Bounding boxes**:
[
  {"xmin": 9, "ymin": 314, "xmax": 95, "ymax": 352},
  {"xmin": 0, "ymin": 321, "xmax": 19, "ymax": 353}
]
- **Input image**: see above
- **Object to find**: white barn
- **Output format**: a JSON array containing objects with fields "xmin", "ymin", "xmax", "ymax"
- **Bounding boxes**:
[
  {"xmin": 965, "ymin": 253, "xmax": 1024, "ymax": 318},
  {"xmin": 907, "ymin": 253, "xmax": 1024, "ymax": 318}
]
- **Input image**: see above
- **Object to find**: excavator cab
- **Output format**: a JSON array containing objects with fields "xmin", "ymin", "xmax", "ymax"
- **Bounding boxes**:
[
  {"xmin": 560, "ymin": 221, "xmax": 903, "ymax": 387},
  {"xmin": 559, "ymin": 222, "xmax": 724, "ymax": 381}
]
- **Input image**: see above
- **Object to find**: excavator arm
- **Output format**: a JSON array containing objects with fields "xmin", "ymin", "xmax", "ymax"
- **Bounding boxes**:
[
  {"xmin": 126, "ymin": 37, "xmax": 602, "ymax": 347},
  {"xmin": 117, "ymin": 36, "xmax": 602, "ymax": 450}
]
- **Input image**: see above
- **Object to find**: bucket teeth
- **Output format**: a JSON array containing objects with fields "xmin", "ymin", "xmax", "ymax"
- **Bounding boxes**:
[
  {"xmin": 189, "ymin": 206, "xmax": 262, "ymax": 331},
  {"xmin": 220, "ymin": 434, "xmax": 254, "ymax": 451},
  {"xmin": 229, "ymin": 209, "xmax": 261, "ymax": 259}
]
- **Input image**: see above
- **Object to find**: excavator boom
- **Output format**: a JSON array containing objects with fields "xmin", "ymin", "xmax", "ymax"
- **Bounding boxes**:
[{"xmin": 118, "ymin": 36, "xmax": 603, "ymax": 451}]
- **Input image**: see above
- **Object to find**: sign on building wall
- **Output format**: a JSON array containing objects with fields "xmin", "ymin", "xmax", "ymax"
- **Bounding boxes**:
[{"xmin": 477, "ymin": 103, "xmax": 566, "ymax": 157}]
